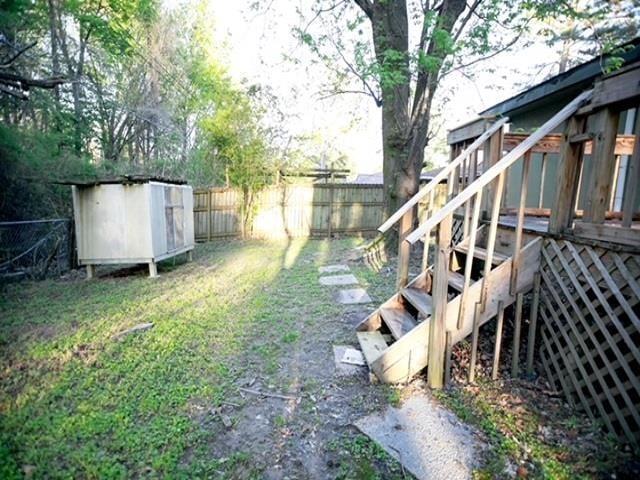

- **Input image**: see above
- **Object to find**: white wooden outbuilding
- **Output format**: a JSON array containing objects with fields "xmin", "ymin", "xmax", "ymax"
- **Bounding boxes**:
[{"xmin": 70, "ymin": 177, "xmax": 194, "ymax": 278}]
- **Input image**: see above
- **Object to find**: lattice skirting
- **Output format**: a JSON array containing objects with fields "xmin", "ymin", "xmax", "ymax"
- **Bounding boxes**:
[{"xmin": 537, "ymin": 238, "xmax": 640, "ymax": 444}]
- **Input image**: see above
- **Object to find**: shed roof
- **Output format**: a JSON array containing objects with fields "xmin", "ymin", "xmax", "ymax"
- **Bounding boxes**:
[{"xmin": 57, "ymin": 175, "xmax": 187, "ymax": 186}]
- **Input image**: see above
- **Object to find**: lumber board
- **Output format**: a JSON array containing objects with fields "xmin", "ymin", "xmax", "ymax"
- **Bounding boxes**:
[
  {"xmin": 503, "ymin": 133, "xmax": 634, "ymax": 155},
  {"xmin": 380, "ymin": 307, "xmax": 417, "ymax": 340},
  {"xmin": 572, "ymin": 222, "xmax": 640, "ymax": 247},
  {"xmin": 455, "ymin": 244, "xmax": 508, "ymax": 264},
  {"xmin": 447, "ymin": 271, "xmax": 465, "ymax": 291},
  {"xmin": 357, "ymin": 331, "xmax": 388, "ymax": 366},
  {"xmin": 371, "ymin": 316, "xmax": 430, "ymax": 384},
  {"xmin": 401, "ymin": 288, "xmax": 433, "ymax": 317}
]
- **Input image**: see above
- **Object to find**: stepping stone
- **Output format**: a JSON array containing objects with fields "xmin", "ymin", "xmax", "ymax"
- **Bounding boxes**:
[
  {"xmin": 334, "ymin": 288, "xmax": 372, "ymax": 304},
  {"xmin": 318, "ymin": 264, "xmax": 350, "ymax": 274},
  {"xmin": 354, "ymin": 393, "xmax": 485, "ymax": 480},
  {"xmin": 319, "ymin": 274, "xmax": 359, "ymax": 286},
  {"xmin": 333, "ymin": 345, "xmax": 365, "ymax": 376}
]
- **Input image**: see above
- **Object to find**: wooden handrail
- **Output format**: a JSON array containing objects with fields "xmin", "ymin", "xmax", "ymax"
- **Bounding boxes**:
[
  {"xmin": 406, "ymin": 89, "xmax": 593, "ymax": 244},
  {"xmin": 377, "ymin": 116, "xmax": 510, "ymax": 233}
]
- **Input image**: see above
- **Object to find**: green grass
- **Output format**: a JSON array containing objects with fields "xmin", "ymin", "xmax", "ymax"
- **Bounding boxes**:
[
  {"xmin": 327, "ymin": 433, "xmax": 405, "ymax": 480},
  {"xmin": 0, "ymin": 238, "xmax": 361, "ymax": 478},
  {"xmin": 434, "ymin": 384, "xmax": 636, "ymax": 479}
]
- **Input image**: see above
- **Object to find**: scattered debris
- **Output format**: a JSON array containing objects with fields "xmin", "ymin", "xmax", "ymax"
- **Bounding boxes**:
[
  {"xmin": 111, "ymin": 322, "xmax": 154, "ymax": 340},
  {"xmin": 341, "ymin": 348, "xmax": 366, "ymax": 366},
  {"xmin": 333, "ymin": 345, "xmax": 366, "ymax": 376},
  {"xmin": 318, "ymin": 264, "xmax": 351, "ymax": 274},
  {"xmin": 318, "ymin": 274, "xmax": 359, "ymax": 286},
  {"xmin": 354, "ymin": 393, "xmax": 484, "ymax": 480},
  {"xmin": 334, "ymin": 288, "xmax": 372, "ymax": 304},
  {"xmin": 239, "ymin": 387, "xmax": 297, "ymax": 401}
]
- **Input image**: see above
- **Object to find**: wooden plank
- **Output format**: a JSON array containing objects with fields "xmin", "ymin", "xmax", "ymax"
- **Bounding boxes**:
[
  {"xmin": 455, "ymin": 244, "xmax": 508, "ymax": 265},
  {"xmin": 468, "ymin": 302, "xmax": 482, "ymax": 383},
  {"xmin": 428, "ymin": 214, "xmax": 452, "ymax": 388},
  {"xmin": 457, "ymin": 191, "xmax": 483, "ymax": 328},
  {"xmin": 504, "ymin": 132, "xmax": 634, "ymax": 155},
  {"xmin": 401, "ymin": 288, "xmax": 433, "ymax": 317},
  {"xmin": 380, "ymin": 307, "xmax": 417, "ymax": 340},
  {"xmin": 590, "ymin": 65, "xmax": 640, "ymax": 111},
  {"xmin": 371, "ymin": 316, "xmax": 430, "ymax": 384},
  {"xmin": 525, "ymin": 272, "xmax": 541, "ymax": 375},
  {"xmin": 511, "ymin": 293, "xmax": 524, "ymax": 378},
  {"xmin": 407, "ymin": 90, "xmax": 593, "ymax": 244},
  {"xmin": 379, "ymin": 117, "xmax": 509, "ymax": 233},
  {"xmin": 492, "ymin": 301, "xmax": 505, "ymax": 380},
  {"xmin": 510, "ymin": 152, "xmax": 531, "ymax": 294},
  {"xmin": 480, "ymin": 172, "xmax": 506, "ymax": 312},
  {"xmin": 448, "ymin": 271, "xmax": 465, "ymax": 291},
  {"xmin": 356, "ymin": 331, "xmax": 388, "ymax": 366},
  {"xmin": 538, "ymin": 153, "xmax": 547, "ymax": 208},
  {"xmin": 583, "ymin": 108, "xmax": 620, "ymax": 223},
  {"xmin": 572, "ymin": 222, "xmax": 640, "ymax": 247},
  {"xmin": 548, "ymin": 115, "xmax": 587, "ymax": 233},
  {"xmin": 396, "ymin": 208, "xmax": 414, "ymax": 288},
  {"xmin": 622, "ymin": 115, "xmax": 640, "ymax": 227},
  {"xmin": 447, "ymin": 117, "xmax": 488, "ymax": 145}
]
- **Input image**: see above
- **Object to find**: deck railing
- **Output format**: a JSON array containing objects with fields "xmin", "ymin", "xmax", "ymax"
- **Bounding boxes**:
[
  {"xmin": 382, "ymin": 90, "xmax": 594, "ymax": 388},
  {"xmin": 379, "ymin": 116, "xmax": 509, "ymax": 288}
]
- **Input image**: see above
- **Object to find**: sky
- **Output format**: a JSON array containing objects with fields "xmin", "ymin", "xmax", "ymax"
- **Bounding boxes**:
[{"xmin": 169, "ymin": 1, "xmax": 566, "ymax": 175}]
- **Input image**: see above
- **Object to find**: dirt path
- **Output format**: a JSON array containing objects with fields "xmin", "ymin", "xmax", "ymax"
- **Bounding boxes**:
[{"xmin": 202, "ymin": 243, "xmax": 405, "ymax": 479}]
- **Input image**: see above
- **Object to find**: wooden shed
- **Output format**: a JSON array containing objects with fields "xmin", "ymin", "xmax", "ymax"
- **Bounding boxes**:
[{"xmin": 70, "ymin": 176, "xmax": 194, "ymax": 278}]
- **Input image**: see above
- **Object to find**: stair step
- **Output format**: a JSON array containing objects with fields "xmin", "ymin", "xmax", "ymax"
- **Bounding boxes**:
[
  {"xmin": 448, "ymin": 271, "xmax": 465, "ymax": 291},
  {"xmin": 356, "ymin": 331, "xmax": 388, "ymax": 365},
  {"xmin": 400, "ymin": 288, "xmax": 433, "ymax": 316},
  {"xmin": 380, "ymin": 307, "xmax": 417, "ymax": 340},
  {"xmin": 455, "ymin": 245, "xmax": 509, "ymax": 265}
]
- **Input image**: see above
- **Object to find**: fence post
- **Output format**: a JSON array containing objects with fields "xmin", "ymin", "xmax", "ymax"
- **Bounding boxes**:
[
  {"xmin": 327, "ymin": 172, "xmax": 335, "ymax": 238},
  {"xmin": 207, "ymin": 188, "xmax": 212, "ymax": 242},
  {"xmin": 396, "ymin": 207, "xmax": 414, "ymax": 289}
]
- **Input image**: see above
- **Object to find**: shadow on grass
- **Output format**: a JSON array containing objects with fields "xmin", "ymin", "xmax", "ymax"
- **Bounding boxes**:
[{"xmin": 0, "ymin": 237, "xmax": 374, "ymax": 478}]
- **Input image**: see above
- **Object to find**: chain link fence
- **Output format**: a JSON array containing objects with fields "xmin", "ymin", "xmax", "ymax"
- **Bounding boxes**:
[{"xmin": 0, "ymin": 219, "xmax": 74, "ymax": 282}]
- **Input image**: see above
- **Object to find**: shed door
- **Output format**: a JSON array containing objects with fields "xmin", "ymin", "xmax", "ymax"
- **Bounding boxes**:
[{"xmin": 164, "ymin": 187, "xmax": 184, "ymax": 251}]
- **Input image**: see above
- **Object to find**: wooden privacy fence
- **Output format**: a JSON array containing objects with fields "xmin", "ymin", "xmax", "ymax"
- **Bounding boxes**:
[
  {"xmin": 537, "ymin": 237, "xmax": 640, "ymax": 443},
  {"xmin": 194, "ymin": 183, "xmax": 448, "ymax": 240}
]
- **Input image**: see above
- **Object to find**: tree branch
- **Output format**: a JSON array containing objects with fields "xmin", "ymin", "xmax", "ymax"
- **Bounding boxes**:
[
  {"xmin": 0, "ymin": 72, "xmax": 69, "ymax": 90},
  {"xmin": 352, "ymin": 0, "xmax": 373, "ymax": 20},
  {"xmin": 0, "ymin": 41, "xmax": 38, "ymax": 68}
]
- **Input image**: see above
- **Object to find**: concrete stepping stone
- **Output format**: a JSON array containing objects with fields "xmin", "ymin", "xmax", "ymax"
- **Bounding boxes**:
[
  {"xmin": 354, "ymin": 393, "xmax": 485, "ymax": 480},
  {"xmin": 318, "ymin": 264, "xmax": 350, "ymax": 274},
  {"xmin": 319, "ymin": 274, "xmax": 359, "ymax": 286},
  {"xmin": 333, "ymin": 345, "xmax": 365, "ymax": 376},
  {"xmin": 334, "ymin": 288, "xmax": 372, "ymax": 304}
]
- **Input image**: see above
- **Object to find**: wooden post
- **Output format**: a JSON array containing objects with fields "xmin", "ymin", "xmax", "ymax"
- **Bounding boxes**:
[
  {"xmin": 327, "ymin": 171, "xmax": 335, "ymax": 238},
  {"xmin": 421, "ymin": 190, "xmax": 435, "ymax": 271},
  {"xmin": 583, "ymin": 108, "xmax": 620, "ymax": 224},
  {"xmin": 457, "ymin": 190, "xmax": 482, "ymax": 329},
  {"xmin": 468, "ymin": 302, "xmax": 482, "ymax": 383},
  {"xmin": 492, "ymin": 301, "xmax": 505, "ymax": 380},
  {"xmin": 538, "ymin": 153, "xmax": 547, "ymax": 208},
  {"xmin": 480, "ymin": 171, "xmax": 505, "ymax": 312},
  {"xmin": 511, "ymin": 293, "xmax": 524, "ymax": 378},
  {"xmin": 526, "ymin": 273, "xmax": 541, "ymax": 375},
  {"xmin": 622, "ymin": 117, "xmax": 640, "ymax": 227},
  {"xmin": 396, "ymin": 208, "xmax": 414, "ymax": 289},
  {"xmin": 444, "ymin": 331, "xmax": 453, "ymax": 387},
  {"xmin": 86, "ymin": 264, "xmax": 95, "ymax": 280},
  {"xmin": 427, "ymin": 214, "xmax": 452, "ymax": 389},
  {"xmin": 549, "ymin": 116, "xmax": 586, "ymax": 233},
  {"xmin": 510, "ymin": 151, "xmax": 531, "ymax": 294},
  {"xmin": 207, "ymin": 189, "xmax": 212, "ymax": 242},
  {"xmin": 483, "ymin": 128, "xmax": 504, "ymax": 218}
]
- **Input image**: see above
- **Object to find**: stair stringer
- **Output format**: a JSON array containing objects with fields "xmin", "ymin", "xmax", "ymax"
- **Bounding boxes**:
[{"xmin": 366, "ymin": 237, "xmax": 542, "ymax": 384}]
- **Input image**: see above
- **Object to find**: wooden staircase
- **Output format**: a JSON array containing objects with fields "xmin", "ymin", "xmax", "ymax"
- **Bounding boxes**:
[
  {"xmin": 357, "ymin": 223, "xmax": 541, "ymax": 384},
  {"xmin": 358, "ymin": 90, "xmax": 592, "ymax": 385}
]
